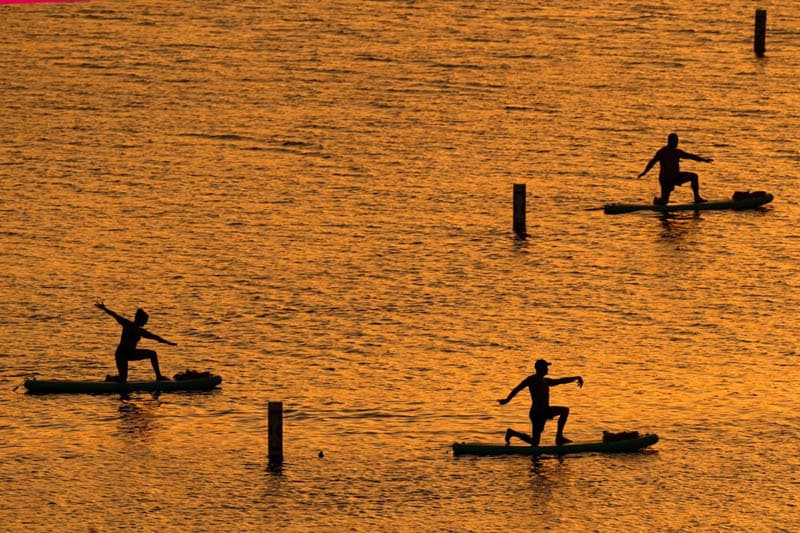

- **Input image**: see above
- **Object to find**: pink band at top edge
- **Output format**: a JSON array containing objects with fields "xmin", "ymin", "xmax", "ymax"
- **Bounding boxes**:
[{"xmin": 0, "ymin": 0, "xmax": 90, "ymax": 4}]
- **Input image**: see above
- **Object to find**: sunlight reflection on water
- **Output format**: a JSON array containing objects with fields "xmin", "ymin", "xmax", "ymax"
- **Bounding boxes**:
[{"xmin": 2, "ymin": 0, "xmax": 799, "ymax": 530}]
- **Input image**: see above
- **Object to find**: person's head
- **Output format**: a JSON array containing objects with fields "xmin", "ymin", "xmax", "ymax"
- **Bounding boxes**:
[
  {"xmin": 667, "ymin": 133, "xmax": 679, "ymax": 148},
  {"xmin": 134, "ymin": 308, "xmax": 149, "ymax": 326},
  {"xmin": 534, "ymin": 359, "xmax": 551, "ymax": 375}
]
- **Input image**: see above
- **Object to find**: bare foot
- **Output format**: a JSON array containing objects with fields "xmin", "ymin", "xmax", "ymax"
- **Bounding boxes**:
[
  {"xmin": 556, "ymin": 436, "xmax": 573, "ymax": 445},
  {"xmin": 505, "ymin": 428, "xmax": 513, "ymax": 446}
]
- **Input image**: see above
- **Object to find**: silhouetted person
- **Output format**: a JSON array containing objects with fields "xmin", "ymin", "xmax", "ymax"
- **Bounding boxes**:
[
  {"xmin": 497, "ymin": 359, "xmax": 583, "ymax": 446},
  {"xmin": 638, "ymin": 133, "xmax": 713, "ymax": 205},
  {"xmin": 95, "ymin": 301, "xmax": 176, "ymax": 382}
]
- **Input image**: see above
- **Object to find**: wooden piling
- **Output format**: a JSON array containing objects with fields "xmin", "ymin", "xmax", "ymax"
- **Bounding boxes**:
[
  {"xmin": 754, "ymin": 9, "xmax": 766, "ymax": 57},
  {"xmin": 268, "ymin": 401, "xmax": 283, "ymax": 465},
  {"xmin": 513, "ymin": 183, "xmax": 526, "ymax": 237}
]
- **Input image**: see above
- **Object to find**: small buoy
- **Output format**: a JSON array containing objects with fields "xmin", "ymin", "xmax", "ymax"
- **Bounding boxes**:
[{"xmin": 318, "ymin": 451, "xmax": 324, "ymax": 458}]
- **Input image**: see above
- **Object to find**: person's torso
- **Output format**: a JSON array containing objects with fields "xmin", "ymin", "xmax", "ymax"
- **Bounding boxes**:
[
  {"xmin": 117, "ymin": 322, "xmax": 142, "ymax": 351},
  {"xmin": 529, "ymin": 376, "xmax": 550, "ymax": 411},
  {"xmin": 657, "ymin": 146, "xmax": 682, "ymax": 178}
]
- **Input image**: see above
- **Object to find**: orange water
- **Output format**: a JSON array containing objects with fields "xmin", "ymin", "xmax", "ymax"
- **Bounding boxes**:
[{"xmin": 2, "ymin": 1, "xmax": 799, "ymax": 530}]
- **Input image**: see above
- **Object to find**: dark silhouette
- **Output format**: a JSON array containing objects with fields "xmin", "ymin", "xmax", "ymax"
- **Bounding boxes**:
[
  {"xmin": 638, "ymin": 133, "xmax": 713, "ymax": 205},
  {"xmin": 95, "ymin": 301, "xmax": 176, "ymax": 382},
  {"xmin": 497, "ymin": 359, "xmax": 583, "ymax": 446}
]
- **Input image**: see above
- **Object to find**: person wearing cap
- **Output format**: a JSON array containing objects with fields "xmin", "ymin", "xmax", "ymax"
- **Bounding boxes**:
[
  {"xmin": 95, "ymin": 300, "xmax": 176, "ymax": 382},
  {"xmin": 638, "ymin": 132, "xmax": 713, "ymax": 205},
  {"xmin": 498, "ymin": 359, "xmax": 583, "ymax": 446}
]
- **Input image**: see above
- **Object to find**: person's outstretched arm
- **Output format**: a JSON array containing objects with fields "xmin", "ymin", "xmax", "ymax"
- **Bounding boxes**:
[
  {"xmin": 638, "ymin": 155, "xmax": 658, "ymax": 178},
  {"xmin": 140, "ymin": 329, "xmax": 177, "ymax": 346},
  {"xmin": 681, "ymin": 151, "xmax": 713, "ymax": 163},
  {"xmin": 95, "ymin": 301, "xmax": 127, "ymax": 327},
  {"xmin": 498, "ymin": 376, "xmax": 531, "ymax": 405},
  {"xmin": 548, "ymin": 376, "xmax": 584, "ymax": 388}
]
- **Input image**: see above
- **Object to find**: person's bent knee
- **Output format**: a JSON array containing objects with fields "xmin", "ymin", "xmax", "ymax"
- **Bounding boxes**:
[{"xmin": 129, "ymin": 349, "xmax": 158, "ymax": 361}]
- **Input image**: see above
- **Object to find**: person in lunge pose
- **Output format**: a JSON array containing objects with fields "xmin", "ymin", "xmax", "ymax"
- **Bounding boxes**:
[
  {"xmin": 95, "ymin": 301, "xmax": 176, "ymax": 382},
  {"xmin": 498, "ymin": 359, "xmax": 583, "ymax": 446},
  {"xmin": 638, "ymin": 132, "xmax": 713, "ymax": 205}
]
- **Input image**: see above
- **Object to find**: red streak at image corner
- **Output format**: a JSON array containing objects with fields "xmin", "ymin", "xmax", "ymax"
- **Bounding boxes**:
[{"xmin": 0, "ymin": 0, "xmax": 90, "ymax": 4}]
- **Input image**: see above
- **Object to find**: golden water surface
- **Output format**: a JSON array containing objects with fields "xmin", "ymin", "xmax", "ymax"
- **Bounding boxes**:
[{"xmin": 1, "ymin": 1, "xmax": 799, "ymax": 530}]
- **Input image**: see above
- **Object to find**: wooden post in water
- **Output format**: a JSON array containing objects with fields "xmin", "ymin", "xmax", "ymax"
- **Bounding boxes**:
[
  {"xmin": 513, "ymin": 183, "xmax": 526, "ymax": 237},
  {"xmin": 268, "ymin": 401, "xmax": 283, "ymax": 465},
  {"xmin": 754, "ymin": 9, "xmax": 767, "ymax": 57}
]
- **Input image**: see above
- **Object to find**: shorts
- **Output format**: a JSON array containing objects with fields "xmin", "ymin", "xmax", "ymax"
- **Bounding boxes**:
[
  {"xmin": 529, "ymin": 407, "xmax": 559, "ymax": 434},
  {"xmin": 659, "ymin": 172, "xmax": 697, "ymax": 194}
]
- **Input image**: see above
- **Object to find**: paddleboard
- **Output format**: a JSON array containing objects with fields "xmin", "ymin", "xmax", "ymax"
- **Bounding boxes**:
[
  {"xmin": 452, "ymin": 433, "xmax": 658, "ymax": 456},
  {"xmin": 23, "ymin": 374, "xmax": 222, "ymax": 395},
  {"xmin": 603, "ymin": 193, "xmax": 772, "ymax": 215}
]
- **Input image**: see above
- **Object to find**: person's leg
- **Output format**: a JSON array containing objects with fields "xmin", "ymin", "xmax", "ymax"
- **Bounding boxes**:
[
  {"xmin": 677, "ymin": 172, "xmax": 705, "ymax": 202},
  {"xmin": 115, "ymin": 356, "xmax": 128, "ymax": 383},
  {"xmin": 530, "ymin": 426, "xmax": 542, "ymax": 447},
  {"xmin": 505, "ymin": 428, "xmax": 534, "ymax": 445},
  {"xmin": 552, "ymin": 406, "xmax": 571, "ymax": 444},
  {"xmin": 528, "ymin": 415, "xmax": 546, "ymax": 446},
  {"xmin": 130, "ymin": 349, "xmax": 168, "ymax": 380},
  {"xmin": 690, "ymin": 175, "xmax": 705, "ymax": 202},
  {"xmin": 657, "ymin": 179, "xmax": 673, "ymax": 205}
]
